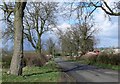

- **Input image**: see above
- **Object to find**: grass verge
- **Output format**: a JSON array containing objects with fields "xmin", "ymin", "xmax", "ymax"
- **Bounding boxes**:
[
  {"xmin": 67, "ymin": 59, "xmax": 120, "ymax": 70},
  {"xmin": 2, "ymin": 61, "xmax": 60, "ymax": 82},
  {"xmin": 92, "ymin": 63, "xmax": 120, "ymax": 70}
]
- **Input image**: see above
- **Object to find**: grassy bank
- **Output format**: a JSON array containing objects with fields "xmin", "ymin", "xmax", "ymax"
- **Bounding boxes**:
[
  {"xmin": 77, "ymin": 59, "xmax": 120, "ymax": 70},
  {"xmin": 66, "ymin": 58, "xmax": 120, "ymax": 70},
  {"xmin": 2, "ymin": 61, "xmax": 60, "ymax": 82}
]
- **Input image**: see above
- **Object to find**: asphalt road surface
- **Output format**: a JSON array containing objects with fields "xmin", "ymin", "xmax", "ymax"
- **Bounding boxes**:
[{"xmin": 55, "ymin": 57, "xmax": 119, "ymax": 82}]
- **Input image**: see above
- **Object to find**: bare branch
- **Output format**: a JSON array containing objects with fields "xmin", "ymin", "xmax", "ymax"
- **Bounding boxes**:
[{"xmin": 90, "ymin": 1, "xmax": 120, "ymax": 16}]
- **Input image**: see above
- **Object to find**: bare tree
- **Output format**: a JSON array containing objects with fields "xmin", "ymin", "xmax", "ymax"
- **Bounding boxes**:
[
  {"xmin": 89, "ymin": 1, "xmax": 120, "ymax": 16},
  {"xmin": 74, "ymin": 4, "xmax": 98, "ymax": 55},
  {"xmin": 1, "ymin": 1, "xmax": 27, "ymax": 75},
  {"xmin": 23, "ymin": 2, "xmax": 58, "ymax": 54},
  {"xmin": 69, "ymin": 1, "xmax": 120, "ymax": 16},
  {"xmin": 59, "ymin": 23, "xmax": 97, "ymax": 56},
  {"xmin": 0, "ymin": 2, "xmax": 14, "ymax": 44},
  {"xmin": 57, "ymin": 2, "xmax": 98, "ymax": 56},
  {"xmin": 46, "ymin": 37, "xmax": 56, "ymax": 55},
  {"xmin": 57, "ymin": 29, "xmax": 75, "ymax": 56}
]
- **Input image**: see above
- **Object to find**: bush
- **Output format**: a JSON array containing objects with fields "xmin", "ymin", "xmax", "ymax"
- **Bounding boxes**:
[
  {"xmin": 87, "ymin": 55, "xmax": 97, "ymax": 64},
  {"xmin": 97, "ymin": 52, "xmax": 120, "ymax": 65},
  {"xmin": 81, "ymin": 53, "xmax": 97, "ymax": 64},
  {"xmin": 80, "ymin": 52, "xmax": 120, "ymax": 66},
  {"xmin": 23, "ymin": 52, "xmax": 48, "ymax": 67},
  {"xmin": 97, "ymin": 52, "xmax": 110, "ymax": 64},
  {"xmin": 2, "ymin": 56, "xmax": 12, "ymax": 68},
  {"xmin": 109, "ymin": 53, "xmax": 120, "ymax": 65},
  {"xmin": 2, "ymin": 52, "xmax": 49, "ymax": 68}
]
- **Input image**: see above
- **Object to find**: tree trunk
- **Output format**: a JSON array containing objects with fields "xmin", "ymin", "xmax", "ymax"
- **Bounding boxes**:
[{"xmin": 9, "ymin": 2, "xmax": 26, "ymax": 76}]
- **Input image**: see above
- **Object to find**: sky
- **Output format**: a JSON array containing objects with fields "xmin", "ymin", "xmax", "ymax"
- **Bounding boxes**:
[
  {"xmin": 94, "ymin": 0, "xmax": 118, "ymax": 48},
  {"xmin": 0, "ymin": 0, "xmax": 119, "ymax": 51},
  {"xmin": 52, "ymin": 15, "xmax": 118, "ymax": 48},
  {"xmin": 52, "ymin": 1, "xmax": 118, "ymax": 48},
  {"xmin": 94, "ymin": 12, "xmax": 118, "ymax": 48},
  {"xmin": 60, "ymin": 0, "xmax": 118, "ymax": 48}
]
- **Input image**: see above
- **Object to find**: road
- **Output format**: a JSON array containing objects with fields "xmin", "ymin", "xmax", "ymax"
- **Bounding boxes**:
[{"xmin": 55, "ymin": 57, "xmax": 119, "ymax": 82}]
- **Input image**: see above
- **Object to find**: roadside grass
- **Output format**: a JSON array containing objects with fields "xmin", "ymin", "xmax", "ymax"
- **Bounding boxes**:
[
  {"xmin": 2, "ymin": 61, "xmax": 60, "ymax": 82},
  {"xmin": 78, "ymin": 59, "xmax": 120, "ymax": 70},
  {"xmin": 66, "ymin": 58, "xmax": 120, "ymax": 70},
  {"xmin": 91, "ymin": 63, "xmax": 120, "ymax": 70}
]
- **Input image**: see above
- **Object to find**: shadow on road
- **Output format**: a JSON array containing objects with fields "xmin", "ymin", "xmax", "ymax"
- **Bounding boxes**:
[
  {"xmin": 55, "ymin": 58, "xmax": 119, "ymax": 82},
  {"xmin": 55, "ymin": 58, "xmax": 98, "ymax": 72}
]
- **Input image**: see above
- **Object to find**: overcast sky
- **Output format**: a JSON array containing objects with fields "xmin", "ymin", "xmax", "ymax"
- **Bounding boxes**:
[{"xmin": 0, "ymin": 0, "xmax": 119, "ymax": 51}]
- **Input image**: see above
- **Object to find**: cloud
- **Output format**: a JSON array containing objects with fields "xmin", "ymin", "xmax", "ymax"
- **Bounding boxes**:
[
  {"xmin": 52, "ymin": 22, "xmax": 71, "ymax": 33},
  {"xmin": 58, "ymin": 23, "xmax": 71, "ymax": 31},
  {"xmin": 94, "ymin": 7, "xmax": 118, "ymax": 47}
]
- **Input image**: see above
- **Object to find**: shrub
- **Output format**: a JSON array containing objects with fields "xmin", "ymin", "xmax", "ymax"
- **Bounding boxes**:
[
  {"xmin": 23, "ymin": 52, "xmax": 48, "ymax": 67},
  {"xmin": 81, "ymin": 53, "xmax": 97, "ymax": 64},
  {"xmin": 97, "ymin": 52, "xmax": 110, "ymax": 64},
  {"xmin": 96, "ymin": 52, "xmax": 120, "ymax": 65},
  {"xmin": 87, "ymin": 55, "xmax": 97, "ymax": 64},
  {"xmin": 40, "ymin": 53, "xmax": 49, "ymax": 62},
  {"xmin": 80, "ymin": 51, "xmax": 120, "ymax": 67},
  {"xmin": 2, "ymin": 52, "xmax": 50, "ymax": 68},
  {"xmin": 109, "ymin": 53, "xmax": 120, "ymax": 65},
  {"xmin": 2, "ymin": 55, "xmax": 12, "ymax": 68}
]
